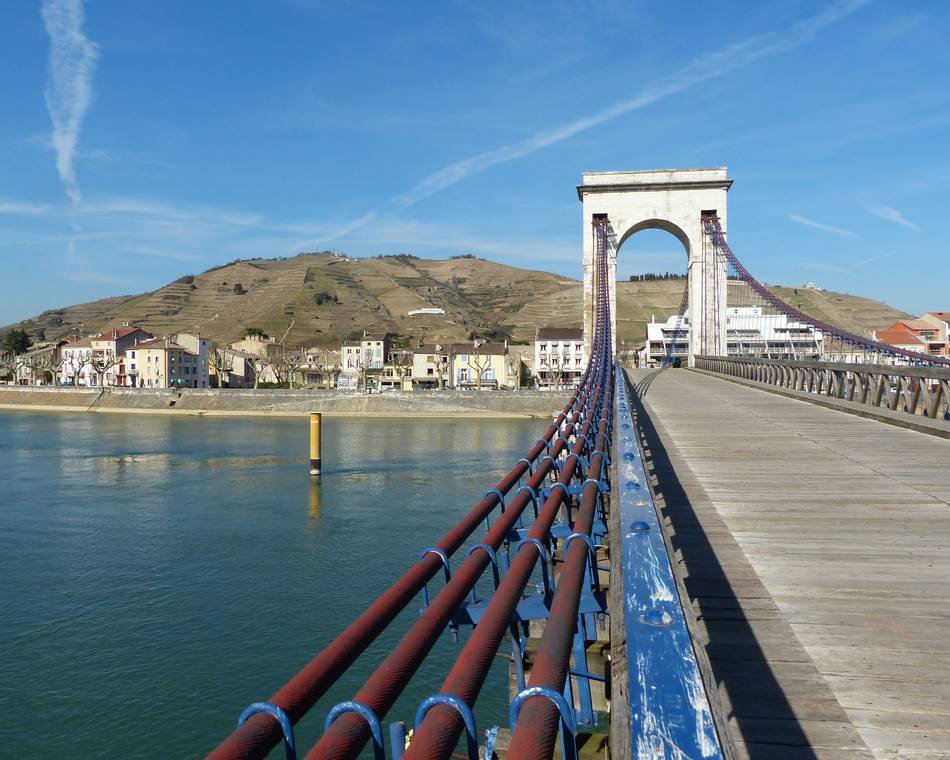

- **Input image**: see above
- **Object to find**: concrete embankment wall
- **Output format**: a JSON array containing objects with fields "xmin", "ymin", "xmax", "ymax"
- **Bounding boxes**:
[{"xmin": 0, "ymin": 386, "xmax": 571, "ymax": 418}]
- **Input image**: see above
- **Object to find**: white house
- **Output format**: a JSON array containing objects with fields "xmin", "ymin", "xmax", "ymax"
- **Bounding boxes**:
[
  {"xmin": 533, "ymin": 328, "xmax": 586, "ymax": 389},
  {"xmin": 173, "ymin": 333, "xmax": 211, "ymax": 388}
]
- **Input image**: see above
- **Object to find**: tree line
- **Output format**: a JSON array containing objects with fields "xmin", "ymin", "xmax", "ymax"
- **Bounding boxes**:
[{"xmin": 628, "ymin": 272, "xmax": 687, "ymax": 282}]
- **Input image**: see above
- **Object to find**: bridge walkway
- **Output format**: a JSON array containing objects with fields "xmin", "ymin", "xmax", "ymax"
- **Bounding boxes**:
[{"xmin": 628, "ymin": 368, "xmax": 950, "ymax": 760}]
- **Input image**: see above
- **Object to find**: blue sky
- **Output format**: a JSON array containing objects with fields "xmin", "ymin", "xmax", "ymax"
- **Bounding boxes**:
[{"xmin": 1, "ymin": 0, "xmax": 948, "ymax": 325}]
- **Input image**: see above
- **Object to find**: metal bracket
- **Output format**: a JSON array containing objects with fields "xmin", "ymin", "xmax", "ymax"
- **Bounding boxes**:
[
  {"xmin": 415, "ymin": 695, "xmax": 478, "ymax": 760},
  {"xmin": 582, "ymin": 477, "xmax": 609, "ymax": 495},
  {"xmin": 324, "ymin": 701, "xmax": 384, "ymax": 760},
  {"xmin": 514, "ymin": 538, "xmax": 554, "ymax": 601},
  {"xmin": 237, "ymin": 702, "xmax": 296, "ymax": 760},
  {"xmin": 509, "ymin": 686, "xmax": 578, "ymax": 760},
  {"xmin": 539, "ymin": 454, "xmax": 561, "ymax": 475},
  {"xmin": 541, "ymin": 481, "xmax": 570, "ymax": 502},
  {"xmin": 515, "ymin": 484, "xmax": 539, "ymax": 519},
  {"xmin": 418, "ymin": 547, "xmax": 451, "ymax": 608},
  {"xmin": 564, "ymin": 532, "xmax": 600, "ymax": 593},
  {"xmin": 465, "ymin": 543, "xmax": 500, "ymax": 603}
]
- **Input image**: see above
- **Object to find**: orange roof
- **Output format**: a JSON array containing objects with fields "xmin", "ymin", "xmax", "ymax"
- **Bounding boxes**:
[
  {"xmin": 875, "ymin": 329, "xmax": 925, "ymax": 347},
  {"xmin": 925, "ymin": 311, "xmax": 950, "ymax": 322},
  {"xmin": 895, "ymin": 318, "xmax": 939, "ymax": 332}
]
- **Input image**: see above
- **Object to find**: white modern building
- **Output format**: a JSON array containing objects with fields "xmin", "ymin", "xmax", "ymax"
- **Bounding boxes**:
[{"xmin": 644, "ymin": 307, "xmax": 823, "ymax": 365}]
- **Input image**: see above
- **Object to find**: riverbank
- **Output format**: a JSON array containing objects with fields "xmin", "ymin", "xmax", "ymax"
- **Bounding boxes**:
[{"xmin": 0, "ymin": 386, "xmax": 570, "ymax": 418}]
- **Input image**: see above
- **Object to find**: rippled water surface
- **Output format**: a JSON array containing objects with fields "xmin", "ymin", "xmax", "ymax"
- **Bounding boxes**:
[{"xmin": 0, "ymin": 411, "xmax": 545, "ymax": 758}]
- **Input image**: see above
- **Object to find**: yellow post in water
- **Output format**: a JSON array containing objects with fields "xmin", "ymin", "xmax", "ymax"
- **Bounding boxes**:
[{"xmin": 309, "ymin": 412, "xmax": 322, "ymax": 476}]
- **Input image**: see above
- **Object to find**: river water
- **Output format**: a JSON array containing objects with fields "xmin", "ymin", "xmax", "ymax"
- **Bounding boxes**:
[{"xmin": 0, "ymin": 411, "xmax": 545, "ymax": 758}]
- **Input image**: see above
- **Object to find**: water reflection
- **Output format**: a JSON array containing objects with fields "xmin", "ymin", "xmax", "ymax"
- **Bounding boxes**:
[
  {"xmin": 1, "ymin": 410, "xmax": 544, "ymax": 760},
  {"xmin": 206, "ymin": 455, "xmax": 300, "ymax": 469},
  {"xmin": 309, "ymin": 480, "xmax": 322, "ymax": 518}
]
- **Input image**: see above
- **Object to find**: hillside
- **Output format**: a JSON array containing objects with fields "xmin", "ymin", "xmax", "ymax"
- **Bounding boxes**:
[{"xmin": 7, "ymin": 253, "xmax": 910, "ymax": 349}]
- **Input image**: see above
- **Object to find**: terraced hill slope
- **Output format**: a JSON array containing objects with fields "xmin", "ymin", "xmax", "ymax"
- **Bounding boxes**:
[{"xmin": 6, "ymin": 253, "xmax": 910, "ymax": 348}]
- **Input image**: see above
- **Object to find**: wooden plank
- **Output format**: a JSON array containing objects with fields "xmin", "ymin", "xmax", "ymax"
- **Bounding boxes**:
[{"xmin": 633, "ymin": 367, "xmax": 950, "ymax": 760}]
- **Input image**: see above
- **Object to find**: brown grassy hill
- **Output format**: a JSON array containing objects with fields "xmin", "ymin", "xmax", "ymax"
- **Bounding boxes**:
[{"xmin": 7, "ymin": 253, "xmax": 910, "ymax": 349}]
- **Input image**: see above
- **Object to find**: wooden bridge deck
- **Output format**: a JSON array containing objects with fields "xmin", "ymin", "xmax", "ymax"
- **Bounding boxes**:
[{"xmin": 629, "ymin": 367, "xmax": 950, "ymax": 760}]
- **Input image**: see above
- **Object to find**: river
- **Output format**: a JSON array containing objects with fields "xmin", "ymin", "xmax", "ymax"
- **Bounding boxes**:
[{"xmin": 0, "ymin": 411, "xmax": 546, "ymax": 758}]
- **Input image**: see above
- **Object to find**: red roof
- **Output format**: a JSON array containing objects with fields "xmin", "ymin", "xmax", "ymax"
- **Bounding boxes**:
[
  {"xmin": 134, "ymin": 338, "xmax": 190, "ymax": 351},
  {"xmin": 94, "ymin": 325, "xmax": 149, "ymax": 340}
]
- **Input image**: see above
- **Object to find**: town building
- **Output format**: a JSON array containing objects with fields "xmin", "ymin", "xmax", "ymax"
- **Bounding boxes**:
[
  {"xmin": 452, "ymin": 340, "xmax": 509, "ymax": 389},
  {"xmin": 173, "ymin": 333, "xmax": 211, "ymax": 388},
  {"xmin": 875, "ymin": 318, "xmax": 948, "ymax": 358},
  {"xmin": 60, "ymin": 337, "xmax": 96, "ymax": 386},
  {"xmin": 134, "ymin": 338, "xmax": 203, "ymax": 388},
  {"xmin": 644, "ymin": 307, "xmax": 823, "ymax": 366},
  {"xmin": 298, "ymin": 348, "xmax": 341, "ymax": 387},
  {"xmin": 412, "ymin": 344, "xmax": 453, "ymax": 389},
  {"xmin": 921, "ymin": 312, "xmax": 950, "ymax": 357},
  {"xmin": 60, "ymin": 325, "xmax": 154, "ymax": 386},
  {"xmin": 337, "ymin": 331, "xmax": 391, "ymax": 390},
  {"xmin": 360, "ymin": 332, "xmax": 390, "ymax": 371},
  {"xmin": 11, "ymin": 340, "xmax": 67, "ymax": 385},
  {"xmin": 379, "ymin": 349, "xmax": 414, "ymax": 390},
  {"xmin": 336, "ymin": 340, "xmax": 363, "ymax": 390},
  {"xmin": 533, "ymin": 328, "xmax": 586, "ymax": 389},
  {"xmin": 212, "ymin": 349, "xmax": 258, "ymax": 388},
  {"xmin": 230, "ymin": 333, "xmax": 281, "ymax": 360},
  {"xmin": 872, "ymin": 327, "xmax": 927, "ymax": 356},
  {"xmin": 228, "ymin": 333, "xmax": 282, "ymax": 384}
]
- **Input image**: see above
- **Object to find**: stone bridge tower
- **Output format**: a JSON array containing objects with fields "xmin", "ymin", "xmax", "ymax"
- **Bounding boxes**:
[{"xmin": 578, "ymin": 168, "xmax": 732, "ymax": 366}]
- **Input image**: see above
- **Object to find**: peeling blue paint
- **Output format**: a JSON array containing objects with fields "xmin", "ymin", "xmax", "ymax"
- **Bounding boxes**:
[{"xmin": 615, "ymin": 368, "xmax": 723, "ymax": 759}]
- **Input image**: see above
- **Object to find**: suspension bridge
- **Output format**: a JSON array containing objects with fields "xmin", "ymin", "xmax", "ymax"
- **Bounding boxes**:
[{"xmin": 203, "ymin": 169, "xmax": 950, "ymax": 760}]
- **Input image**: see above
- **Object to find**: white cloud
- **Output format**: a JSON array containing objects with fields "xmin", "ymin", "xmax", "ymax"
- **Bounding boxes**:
[
  {"xmin": 0, "ymin": 200, "xmax": 49, "ymax": 215},
  {"xmin": 864, "ymin": 203, "xmax": 920, "ymax": 231},
  {"xmin": 76, "ymin": 197, "xmax": 265, "ymax": 227},
  {"xmin": 65, "ymin": 270, "xmax": 134, "ymax": 287},
  {"xmin": 41, "ymin": 0, "xmax": 98, "ymax": 204},
  {"xmin": 788, "ymin": 213, "xmax": 858, "ymax": 238},
  {"xmin": 801, "ymin": 250, "xmax": 897, "ymax": 273},
  {"xmin": 856, "ymin": 250, "xmax": 898, "ymax": 267},
  {"xmin": 323, "ymin": 0, "xmax": 869, "ymax": 238}
]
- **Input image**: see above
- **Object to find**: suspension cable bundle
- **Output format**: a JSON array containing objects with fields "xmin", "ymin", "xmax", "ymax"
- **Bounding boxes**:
[
  {"xmin": 705, "ymin": 217, "xmax": 950, "ymax": 368},
  {"xmin": 207, "ymin": 220, "xmax": 616, "ymax": 760}
]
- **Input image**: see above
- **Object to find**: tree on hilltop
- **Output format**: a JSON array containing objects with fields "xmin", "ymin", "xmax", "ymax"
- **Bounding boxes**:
[{"xmin": 1, "ymin": 328, "xmax": 32, "ymax": 355}]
